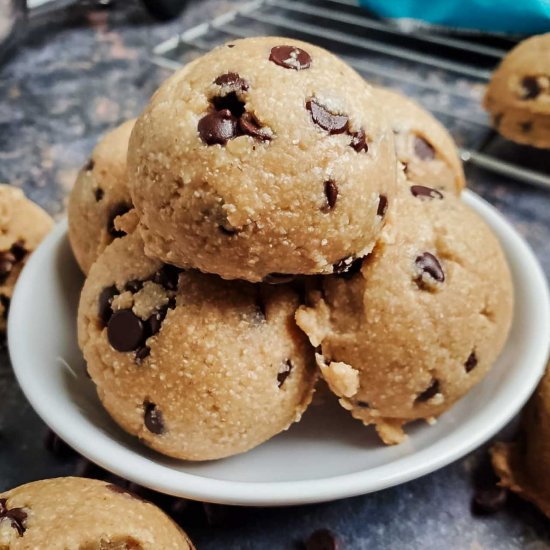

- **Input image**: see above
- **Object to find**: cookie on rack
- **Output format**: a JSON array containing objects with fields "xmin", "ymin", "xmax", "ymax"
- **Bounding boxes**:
[
  {"xmin": 0, "ymin": 476, "xmax": 194, "ymax": 549},
  {"xmin": 375, "ymin": 87, "xmax": 465, "ymax": 194},
  {"xmin": 484, "ymin": 33, "xmax": 550, "ymax": 148},
  {"xmin": 68, "ymin": 119, "xmax": 135, "ymax": 274},
  {"xmin": 296, "ymin": 186, "xmax": 513, "ymax": 445},
  {"xmin": 492, "ymin": 360, "xmax": 550, "ymax": 518},
  {"xmin": 78, "ymin": 230, "xmax": 317, "ymax": 460},
  {"xmin": 128, "ymin": 36, "xmax": 397, "ymax": 282},
  {"xmin": 0, "ymin": 184, "xmax": 53, "ymax": 332}
]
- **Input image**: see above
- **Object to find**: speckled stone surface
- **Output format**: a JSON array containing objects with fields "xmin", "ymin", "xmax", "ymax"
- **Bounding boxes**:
[{"xmin": 1, "ymin": 1, "xmax": 550, "ymax": 548}]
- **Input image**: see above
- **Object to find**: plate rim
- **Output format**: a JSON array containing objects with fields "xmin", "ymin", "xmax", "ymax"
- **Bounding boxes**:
[{"xmin": 8, "ymin": 190, "xmax": 550, "ymax": 506}]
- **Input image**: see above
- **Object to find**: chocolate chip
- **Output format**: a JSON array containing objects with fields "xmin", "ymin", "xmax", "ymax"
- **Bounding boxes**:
[
  {"xmin": 152, "ymin": 264, "xmax": 182, "ymax": 291},
  {"xmin": 416, "ymin": 379, "xmax": 440, "ymax": 402},
  {"xmin": 214, "ymin": 72, "xmax": 249, "ymax": 92},
  {"xmin": 198, "ymin": 110, "xmax": 238, "ymax": 145},
  {"xmin": 143, "ymin": 400, "xmax": 165, "ymax": 435},
  {"xmin": 377, "ymin": 194, "xmax": 388, "ymax": 217},
  {"xmin": 84, "ymin": 158, "xmax": 95, "ymax": 172},
  {"xmin": 304, "ymin": 528, "xmax": 340, "ymax": 550},
  {"xmin": 333, "ymin": 256, "xmax": 358, "ymax": 275},
  {"xmin": 0, "ymin": 251, "xmax": 15, "ymax": 284},
  {"xmin": 98, "ymin": 285, "xmax": 118, "ymax": 326},
  {"xmin": 107, "ymin": 203, "xmax": 132, "ymax": 238},
  {"xmin": 107, "ymin": 309, "xmax": 145, "ymax": 352},
  {"xmin": 146, "ymin": 306, "xmax": 168, "ymax": 336},
  {"xmin": 135, "ymin": 345, "xmax": 151, "ymax": 364},
  {"xmin": 10, "ymin": 240, "xmax": 27, "ymax": 262},
  {"xmin": 521, "ymin": 76, "xmax": 541, "ymax": 100},
  {"xmin": 322, "ymin": 180, "xmax": 338, "ymax": 212},
  {"xmin": 415, "ymin": 252, "xmax": 445, "ymax": 287},
  {"xmin": 94, "ymin": 187, "xmax": 104, "ymax": 201},
  {"xmin": 0, "ymin": 498, "xmax": 27, "ymax": 537},
  {"xmin": 263, "ymin": 273, "xmax": 295, "ymax": 284},
  {"xmin": 277, "ymin": 360, "xmax": 292, "ymax": 387},
  {"xmin": 167, "ymin": 296, "xmax": 177, "ymax": 310},
  {"xmin": 334, "ymin": 256, "xmax": 364, "ymax": 279},
  {"xmin": 219, "ymin": 224, "xmax": 239, "ymax": 236},
  {"xmin": 465, "ymin": 351, "xmax": 478, "ymax": 373},
  {"xmin": 227, "ymin": 44, "xmax": 235, "ymax": 48},
  {"xmin": 0, "ymin": 294, "xmax": 10, "ymax": 319},
  {"xmin": 472, "ymin": 486, "xmax": 507, "ymax": 515},
  {"xmin": 410, "ymin": 185, "xmax": 443, "ymax": 200},
  {"xmin": 356, "ymin": 401, "xmax": 369, "ymax": 408},
  {"xmin": 239, "ymin": 112, "xmax": 272, "ymax": 141},
  {"xmin": 520, "ymin": 120, "xmax": 533, "ymax": 133},
  {"xmin": 350, "ymin": 129, "xmax": 368, "ymax": 152},
  {"xmin": 124, "ymin": 279, "xmax": 143, "ymax": 293},
  {"xmin": 212, "ymin": 93, "xmax": 246, "ymax": 118},
  {"xmin": 269, "ymin": 45, "xmax": 311, "ymax": 70},
  {"xmin": 306, "ymin": 99, "xmax": 349, "ymax": 134},
  {"xmin": 414, "ymin": 136, "xmax": 435, "ymax": 161}
]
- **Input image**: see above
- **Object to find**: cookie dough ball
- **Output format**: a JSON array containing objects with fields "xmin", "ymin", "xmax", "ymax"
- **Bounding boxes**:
[
  {"xmin": 0, "ymin": 184, "xmax": 53, "ymax": 333},
  {"xmin": 128, "ymin": 37, "xmax": 397, "ymax": 282},
  {"xmin": 68, "ymin": 119, "xmax": 135, "ymax": 274},
  {"xmin": 78, "ymin": 231, "xmax": 316, "ymax": 460},
  {"xmin": 375, "ymin": 87, "xmax": 465, "ymax": 194},
  {"xmin": 484, "ymin": 34, "xmax": 550, "ymax": 148},
  {"xmin": 0, "ymin": 477, "xmax": 193, "ymax": 549},
  {"xmin": 296, "ymin": 188, "xmax": 513, "ymax": 445},
  {"xmin": 492, "ymin": 361, "xmax": 550, "ymax": 518}
]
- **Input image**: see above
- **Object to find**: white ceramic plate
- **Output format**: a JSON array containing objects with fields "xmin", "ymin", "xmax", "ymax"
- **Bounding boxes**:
[{"xmin": 8, "ymin": 190, "xmax": 550, "ymax": 506}]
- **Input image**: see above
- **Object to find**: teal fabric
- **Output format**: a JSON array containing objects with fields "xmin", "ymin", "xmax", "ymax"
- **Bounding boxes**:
[{"xmin": 359, "ymin": 0, "xmax": 550, "ymax": 33}]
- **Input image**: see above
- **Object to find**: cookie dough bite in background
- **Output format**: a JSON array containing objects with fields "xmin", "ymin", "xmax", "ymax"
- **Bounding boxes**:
[
  {"xmin": 68, "ymin": 119, "xmax": 135, "ymax": 275},
  {"xmin": 78, "ymin": 231, "xmax": 317, "ymax": 461},
  {"xmin": 375, "ymin": 87, "xmax": 465, "ymax": 194},
  {"xmin": 296, "ymin": 187, "xmax": 513, "ymax": 445},
  {"xmin": 0, "ymin": 184, "xmax": 53, "ymax": 333},
  {"xmin": 0, "ymin": 477, "xmax": 194, "ymax": 549},
  {"xmin": 492, "ymin": 361, "xmax": 550, "ymax": 518},
  {"xmin": 484, "ymin": 33, "xmax": 550, "ymax": 149},
  {"xmin": 128, "ymin": 36, "xmax": 397, "ymax": 282}
]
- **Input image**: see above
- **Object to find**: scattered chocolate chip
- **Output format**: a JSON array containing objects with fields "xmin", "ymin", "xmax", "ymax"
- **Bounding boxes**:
[
  {"xmin": 335, "ymin": 256, "xmax": 363, "ymax": 279},
  {"xmin": 0, "ymin": 498, "xmax": 27, "ymax": 537},
  {"xmin": 227, "ymin": 44, "xmax": 235, "ymax": 48},
  {"xmin": 520, "ymin": 120, "xmax": 533, "ymax": 133},
  {"xmin": 410, "ymin": 185, "xmax": 443, "ymax": 200},
  {"xmin": 356, "ymin": 401, "xmax": 369, "ymax": 408},
  {"xmin": 0, "ymin": 251, "xmax": 15, "ymax": 284},
  {"xmin": 153, "ymin": 264, "xmax": 182, "ymax": 291},
  {"xmin": 167, "ymin": 296, "xmax": 177, "ymax": 310},
  {"xmin": 198, "ymin": 110, "xmax": 238, "ymax": 145},
  {"xmin": 416, "ymin": 379, "xmax": 440, "ymax": 402},
  {"xmin": 263, "ymin": 273, "xmax": 295, "ymax": 284},
  {"xmin": 10, "ymin": 241, "xmax": 27, "ymax": 262},
  {"xmin": 306, "ymin": 99, "xmax": 349, "ymax": 135},
  {"xmin": 135, "ymin": 345, "xmax": 151, "ymax": 364},
  {"xmin": 350, "ymin": 128, "xmax": 368, "ymax": 153},
  {"xmin": 269, "ymin": 45, "xmax": 311, "ymax": 70},
  {"xmin": 124, "ymin": 280, "xmax": 143, "ymax": 293},
  {"xmin": 521, "ymin": 76, "xmax": 541, "ymax": 100},
  {"xmin": 322, "ymin": 180, "xmax": 338, "ymax": 212},
  {"xmin": 84, "ymin": 158, "xmax": 95, "ymax": 172},
  {"xmin": 214, "ymin": 72, "xmax": 249, "ymax": 92},
  {"xmin": 377, "ymin": 194, "xmax": 388, "ymax": 217},
  {"xmin": 277, "ymin": 360, "xmax": 293, "ymax": 387},
  {"xmin": 465, "ymin": 351, "xmax": 478, "ymax": 373},
  {"xmin": 472, "ymin": 486, "xmax": 507, "ymax": 515},
  {"xmin": 304, "ymin": 528, "xmax": 340, "ymax": 550},
  {"xmin": 212, "ymin": 93, "xmax": 246, "ymax": 118},
  {"xmin": 94, "ymin": 187, "xmax": 104, "ymax": 202},
  {"xmin": 143, "ymin": 400, "xmax": 165, "ymax": 435},
  {"xmin": 147, "ymin": 306, "xmax": 168, "ymax": 336},
  {"xmin": 415, "ymin": 252, "xmax": 445, "ymax": 287},
  {"xmin": 414, "ymin": 136, "xmax": 436, "ymax": 161},
  {"xmin": 106, "ymin": 483, "xmax": 146, "ymax": 502},
  {"xmin": 107, "ymin": 309, "xmax": 145, "ymax": 352},
  {"xmin": 98, "ymin": 285, "xmax": 118, "ymax": 326},
  {"xmin": 0, "ymin": 294, "xmax": 10, "ymax": 319},
  {"xmin": 107, "ymin": 203, "xmax": 132, "ymax": 238},
  {"xmin": 239, "ymin": 112, "xmax": 272, "ymax": 141}
]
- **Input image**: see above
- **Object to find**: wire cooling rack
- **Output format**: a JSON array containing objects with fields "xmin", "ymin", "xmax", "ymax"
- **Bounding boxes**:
[{"xmin": 151, "ymin": 0, "xmax": 550, "ymax": 190}]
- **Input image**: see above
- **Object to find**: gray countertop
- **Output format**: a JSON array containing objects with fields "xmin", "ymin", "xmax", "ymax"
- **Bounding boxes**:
[{"xmin": 1, "ymin": 1, "xmax": 550, "ymax": 548}]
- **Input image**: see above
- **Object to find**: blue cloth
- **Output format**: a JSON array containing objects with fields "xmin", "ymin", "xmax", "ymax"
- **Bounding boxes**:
[{"xmin": 359, "ymin": 0, "xmax": 550, "ymax": 33}]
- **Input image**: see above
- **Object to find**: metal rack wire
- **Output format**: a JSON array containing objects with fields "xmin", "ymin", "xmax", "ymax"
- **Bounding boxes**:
[{"xmin": 151, "ymin": 0, "xmax": 550, "ymax": 190}]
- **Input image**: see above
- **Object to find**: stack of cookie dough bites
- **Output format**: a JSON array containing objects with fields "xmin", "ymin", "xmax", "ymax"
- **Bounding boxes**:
[{"xmin": 69, "ymin": 36, "xmax": 514, "ymax": 460}]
